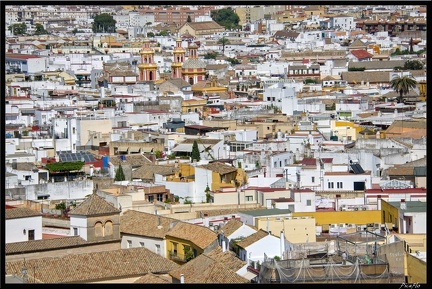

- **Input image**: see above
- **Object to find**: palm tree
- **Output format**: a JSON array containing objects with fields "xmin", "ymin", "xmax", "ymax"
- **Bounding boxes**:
[
  {"xmin": 389, "ymin": 74, "xmax": 417, "ymax": 103},
  {"xmin": 218, "ymin": 36, "xmax": 229, "ymax": 55}
]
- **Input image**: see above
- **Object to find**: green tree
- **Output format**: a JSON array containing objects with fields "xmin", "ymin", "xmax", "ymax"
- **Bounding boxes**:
[
  {"xmin": 34, "ymin": 23, "xmax": 48, "ymax": 35},
  {"xmin": 226, "ymin": 57, "xmax": 241, "ymax": 65},
  {"xmin": 409, "ymin": 37, "xmax": 414, "ymax": 54},
  {"xmin": 389, "ymin": 74, "xmax": 418, "ymax": 103},
  {"xmin": 92, "ymin": 13, "xmax": 116, "ymax": 33},
  {"xmin": 187, "ymin": 15, "xmax": 192, "ymax": 22},
  {"xmin": 158, "ymin": 30, "xmax": 169, "ymax": 36},
  {"xmin": 218, "ymin": 36, "xmax": 230, "ymax": 55},
  {"xmin": 114, "ymin": 164, "xmax": 126, "ymax": 181},
  {"xmin": 403, "ymin": 60, "xmax": 424, "ymax": 70},
  {"xmin": 204, "ymin": 51, "xmax": 218, "ymax": 59},
  {"xmin": 191, "ymin": 140, "xmax": 201, "ymax": 162},
  {"xmin": 55, "ymin": 202, "xmax": 67, "ymax": 216},
  {"xmin": 72, "ymin": 28, "xmax": 84, "ymax": 35},
  {"xmin": 211, "ymin": 8, "xmax": 240, "ymax": 30},
  {"xmin": 147, "ymin": 31, "xmax": 155, "ymax": 38},
  {"xmin": 8, "ymin": 22, "xmax": 27, "ymax": 35},
  {"xmin": 205, "ymin": 185, "xmax": 211, "ymax": 203}
]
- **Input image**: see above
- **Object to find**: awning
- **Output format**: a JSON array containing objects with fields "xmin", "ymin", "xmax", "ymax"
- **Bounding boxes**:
[
  {"xmin": 171, "ymin": 144, "xmax": 192, "ymax": 152},
  {"xmin": 117, "ymin": 147, "xmax": 128, "ymax": 152},
  {"xmin": 129, "ymin": 147, "xmax": 140, "ymax": 153},
  {"xmin": 141, "ymin": 147, "xmax": 154, "ymax": 153},
  {"xmin": 242, "ymin": 271, "xmax": 258, "ymax": 281}
]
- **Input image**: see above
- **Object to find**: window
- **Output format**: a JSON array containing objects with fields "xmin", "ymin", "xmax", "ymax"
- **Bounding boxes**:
[
  {"xmin": 72, "ymin": 127, "xmax": 75, "ymax": 134},
  {"xmin": 157, "ymin": 194, "xmax": 163, "ymax": 202},
  {"xmin": 140, "ymin": 242, "xmax": 145, "ymax": 247},
  {"xmin": 328, "ymin": 182, "xmax": 334, "ymax": 189},
  {"xmin": 127, "ymin": 240, "xmax": 132, "ymax": 248},
  {"xmin": 148, "ymin": 195, "xmax": 154, "ymax": 202},
  {"xmin": 337, "ymin": 182, "xmax": 343, "ymax": 189},
  {"xmin": 173, "ymin": 242, "xmax": 178, "ymax": 256},
  {"xmin": 311, "ymin": 176, "xmax": 315, "ymax": 183},
  {"xmin": 306, "ymin": 200, "xmax": 311, "ymax": 206},
  {"xmin": 155, "ymin": 244, "xmax": 161, "ymax": 255},
  {"xmin": 73, "ymin": 227, "xmax": 78, "ymax": 236},
  {"xmin": 28, "ymin": 229, "xmax": 35, "ymax": 241},
  {"xmin": 245, "ymin": 196, "xmax": 253, "ymax": 201}
]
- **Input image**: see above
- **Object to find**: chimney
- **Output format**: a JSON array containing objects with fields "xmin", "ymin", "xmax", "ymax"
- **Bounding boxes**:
[
  {"xmin": 377, "ymin": 195, "xmax": 382, "ymax": 210},
  {"xmin": 180, "ymin": 274, "xmax": 184, "ymax": 284},
  {"xmin": 158, "ymin": 215, "xmax": 161, "ymax": 226},
  {"xmin": 400, "ymin": 199, "xmax": 406, "ymax": 210},
  {"xmin": 222, "ymin": 239, "xmax": 226, "ymax": 252}
]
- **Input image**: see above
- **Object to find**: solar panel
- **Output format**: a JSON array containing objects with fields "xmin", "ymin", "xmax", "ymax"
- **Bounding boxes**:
[{"xmin": 351, "ymin": 164, "xmax": 365, "ymax": 174}]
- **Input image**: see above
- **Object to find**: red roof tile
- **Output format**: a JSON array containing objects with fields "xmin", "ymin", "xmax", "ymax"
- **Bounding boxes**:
[{"xmin": 350, "ymin": 49, "xmax": 373, "ymax": 59}]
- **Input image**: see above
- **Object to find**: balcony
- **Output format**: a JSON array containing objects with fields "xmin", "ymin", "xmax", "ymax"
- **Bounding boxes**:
[{"xmin": 168, "ymin": 251, "xmax": 187, "ymax": 263}]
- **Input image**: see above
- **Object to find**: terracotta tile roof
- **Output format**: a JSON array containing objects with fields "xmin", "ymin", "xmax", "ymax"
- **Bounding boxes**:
[
  {"xmin": 350, "ymin": 49, "xmax": 373, "ymax": 59},
  {"xmin": 108, "ymin": 154, "xmax": 152, "ymax": 167},
  {"xmin": 5, "ymin": 247, "xmax": 180, "ymax": 283},
  {"xmin": 166, "ymin": 222, "xmax": 217, "ymax": 250},
  {"xmin": 5, "ymin": 236, "xmax": 100, "ymax": 255},
  {"xmin": 198, "ymin": 161, "xmax": 238, "ymax": 175},
  {"xmin": 349, "ymin": 60, "xmax": 406, "ymax": 70},
  {"xmin": 134, "ymin": 273, "xmax": 172, "ymax": 283},
  {"xmin": 132, "ymin": 164, "xmax": 177, "ymax": 180},
  {"xmin": 196, "ymin": 207, "xmax": 260, "ymax": 218},
  {"xmin": 349, "ymin": 39, "xmax": 366, "ymax": 48},
  {"xmin": 386, "ymin": 166, "xmax": 414, "ymax": 176},
  {"xmin": 273, "ymin": 30, "xmax": 300, "ymax": 39},
  {"xmin": 182, "ymin": 138, "xmax": 221, "ymax": 145},
  {"xmin": 5, "ymin": 53, "xmax": 43, "ymax": 59},
  {"xmin": 164, "ymin": 78, "xmax": 191, "ymax": 89},
  {"xmin": 341, "ymin": 71, "xmax": 391, "ymax": 83},
  {"xmin": 5, "ymin": 207, "xmax": 42, "ymax": 219},
  {"xmin": 69, "ymin": 193, "xmax": 121, "ymax": 216},
  {"xmin": 184, "ymin": 21, "xmax": 224, "ymax": 32},
  {"xmin": 205, "ymin": 246, "xmax": 247, "ymax": 272},
  {"xmin": 120, "ymin": 210, "xmax": 178, "ymax": 239},
  {"xmin": 236, "ymin": 229, "xmax": 269, "ymax": 249},
  {"xmin": 168, "ymin": 253, "xmax": 249, "ymax": 283},
  {"xmin": 14, "ymin": 162, "xmax": 38, "ymax": 171},
  {"xmin": 217, "ymin": 218, "xmax": 244, "ymax": 236},
  {"xmin": 301, "ymin": 158, "xmax": 317, "ymax": 166}
]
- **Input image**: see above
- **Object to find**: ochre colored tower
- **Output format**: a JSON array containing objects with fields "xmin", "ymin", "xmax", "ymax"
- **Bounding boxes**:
[
  {"xmin": 138, "ymin": 38, "xmax": 158, "ymax": 81},
  {"xmin": 171, "ymin": 37, "xmax": 186, "ymax": 79}
]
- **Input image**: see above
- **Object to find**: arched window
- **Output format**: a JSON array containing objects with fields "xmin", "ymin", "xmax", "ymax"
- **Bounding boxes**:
[
  {"xmin": 189, "ymin": 77, "xmax": 194, "ymax": 85},
  {"xmin": 95, "ymin": 221, "xmax": 104, "ymax": 237},
  {"xmin": 104, "ymin": 220, "xmax": 113, "ymax": 236}
]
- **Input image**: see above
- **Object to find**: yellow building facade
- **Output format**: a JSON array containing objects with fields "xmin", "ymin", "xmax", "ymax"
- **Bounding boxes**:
[
  {"xmin": 380, "ymin": 200, "xmax": 400, "ymax": 229},
  {"xmin": 181, "ymin": 98, "xmax": 207, "ymax": 114},
  {"xmin": 292, "ymin": 210, "xmax": 381, "ymax": 231},
  {"xmin": 165, "ymin": 235, "xmax": 203, "ymax": 264},
  {"xmin": 255, "ymin": 216, "xmax": 317, "ymax": 243}
]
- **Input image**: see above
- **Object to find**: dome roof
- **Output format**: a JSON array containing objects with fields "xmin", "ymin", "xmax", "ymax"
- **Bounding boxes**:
[{"xmin": 182, "ymin": 58, "xmax": 206, "ymax": 69}]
